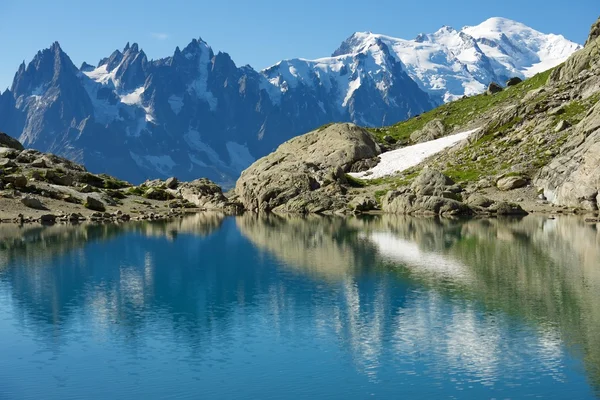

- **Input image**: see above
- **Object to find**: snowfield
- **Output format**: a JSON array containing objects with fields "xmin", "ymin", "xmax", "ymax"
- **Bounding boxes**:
[{"xmin": 349, "ymin": 128, "xmax": 480, "ymax": 180}]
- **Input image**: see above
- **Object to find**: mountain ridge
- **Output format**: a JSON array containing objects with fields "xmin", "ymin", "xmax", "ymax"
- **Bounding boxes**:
[{"xmin": 0, "ymin": 17, "xmax": 581, "ymax": 185}]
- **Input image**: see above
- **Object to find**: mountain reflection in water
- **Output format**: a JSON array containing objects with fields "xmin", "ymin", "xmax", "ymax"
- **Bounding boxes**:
[{"xmin": 0, "ymin": 214, "xmax": 598, "ymax": 399}]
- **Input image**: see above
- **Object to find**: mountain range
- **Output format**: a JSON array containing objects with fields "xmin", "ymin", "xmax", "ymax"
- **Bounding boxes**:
[{"xmin": 0, "ymin": 17, "xmax": 581, "ymax": 185}]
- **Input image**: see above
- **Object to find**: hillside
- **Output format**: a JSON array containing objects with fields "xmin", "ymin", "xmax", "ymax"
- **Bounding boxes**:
[{"xmin": 235, "ymin": 16, "xmax": 600, "ymax": 217}]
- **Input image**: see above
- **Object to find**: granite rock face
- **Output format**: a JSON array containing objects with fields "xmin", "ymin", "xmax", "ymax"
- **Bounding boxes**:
[{"xmin": 235, "ymin": 123, "xmax": 380, "ymax": 213}]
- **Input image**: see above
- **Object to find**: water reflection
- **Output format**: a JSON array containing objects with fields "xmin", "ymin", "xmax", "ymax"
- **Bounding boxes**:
[{"xmin": 0, "ymin": 214, "xmax": 598, "ymax": 398}]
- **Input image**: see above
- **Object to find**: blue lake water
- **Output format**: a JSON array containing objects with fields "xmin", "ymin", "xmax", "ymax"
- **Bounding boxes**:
[{"xmin": 0, "ymin": 214, "xmax": 599, "ymax": 399}]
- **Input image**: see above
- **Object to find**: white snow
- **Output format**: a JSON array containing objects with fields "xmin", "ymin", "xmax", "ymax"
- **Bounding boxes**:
[
  {"xmin": 130, "ymin": 152, "xmax": 176, "ymax": 175},
  {"xmin": 184, "ymin": 129, "xmax": 224, "ymax": 166},
  {"xmin": 186, "ymin": 41, "xmax": 218, "ymax": 111},
  {"xmin": 349, "ymin": 128, "xmax": 479, "ymax": 180},
  {"xmin": 226, "ymin": 142, "xmax": 255, "ymax": 172},
  {"xmin": 168, "ymin": 95, "xmax": 184, "ymax": 114},
  {"xmin": 343, "ymin": 77, "xmax": 361, "ymax": 107},
  {"xmin": 261, "ymin": 18, "xmax": 581, "ymax": 104},
  {"xmin": 120, "ymin": 87, "xmax": 145, "ymax": 105}
]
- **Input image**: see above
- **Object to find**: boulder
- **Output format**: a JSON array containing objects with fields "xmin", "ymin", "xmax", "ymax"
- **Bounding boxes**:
[
  {"xmin": 496, "ymin": 176, "xmax": 528, "ymax": 191},
  {"xmin": 382, "ymin": 191, "xmax": 473, "ymax": 216},
  {"xmin": 165, "ymin": 177, "xmax": 179, "ymax": 189},
  {"xmin": 506, "ymin": 77, "xmax": 523, "ymax": 87},
  {"xmin": 40, "ymin": 214, "xmax": 57, "ymax": 223},
  {"xmin": 555, "ymin": 120, "xmax": 571, "ymax": 132},
  {"xmin": 178, "ymin": 178, "xmax": 234, "ymax": 210},
  {"xmin": 465, "ymin": 194, "xmax": 494, "ymax": 208},
  {"xmin": 0, "ymin": 132, "xmax": 24, "ymax": 150},
  {"xmin": 144, "ymin": 187, "xmax": 174, "ymax": 201},
  {"xmin": 0, "ymin": 147, "xmax": 19, "ymax": 159},
  {"xmin": 21, "ymin": 195, "xmax": 46, "ymax": 210},
  {"xmin": 31, "ymin": 158, "xmax": 47, "ymax": 168},
  {"xmin": 84, "ymin": 196, "xmax": 106, "ymax": 212},
  {"xmin": 383, "ymin": 135, "xmax": 396, "ymax": 144},
  {"xmin": 79, "ymin": 184, "xmax": 94, "ymax": 193},
  {"xmin": 487, "ymin": 82, "xmax": 503, "ymax": 95},
  {"xmin": 15, "ymin": 149, "xmax": 40, "ymax": 163},
  {"xmin": 235, "ymin": 123, "xmax": 380, "ymax": 212},
  {"xmin": 349, "ymin": 195, "xmax": 378, "ymax": 212},
  {"xmin": 45, "ymin": 170, "xmax": 73, "ymax": 186},
  {"xmin": 489, "ymin": 202, "xmax": 528, "ymax": 216},
  {"xmin": 410, "ymin": 119, "xmax": 445, "ymax": 143},
  {"xmin": 4, "ymin": 174, "xmax": 28, "ymax": 188},
  {"xmin": 410, "ymin": 169, "xmax": 459, "ymax": 196},
  {"xmin": 30, "ymin": 170, "xmax": 44, "ymax": 181},
  {"xmin": 0, "ymin": 158, "xmax": 16, "ymax": 168}
]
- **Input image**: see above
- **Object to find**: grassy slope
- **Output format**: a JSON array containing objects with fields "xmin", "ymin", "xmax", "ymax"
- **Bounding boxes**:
[
  {"xmin": 368, "ymin": 70, "xmax": 552, "ymax": 144},
  {"xmin": 348, "ymin": 66, "xmax": 600, "ymax": 202}
]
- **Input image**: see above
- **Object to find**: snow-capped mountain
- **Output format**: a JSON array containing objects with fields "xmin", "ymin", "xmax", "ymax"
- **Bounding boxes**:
[
  {"xmin": 0, "ymin": 18, "xmax": 581, "ymax": 184},
  {"xmin": 320, "ymin": 17, "xmax": 582, "ymax": 102}
]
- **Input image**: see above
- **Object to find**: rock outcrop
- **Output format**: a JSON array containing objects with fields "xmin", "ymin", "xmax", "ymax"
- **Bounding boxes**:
[
  {"xmin": 536, "ymin": 101, "xmax": 600, "ymax": 210},
  {"xmin": 0, "ymin": 132, "xmax": 23, "ymax": 151},
  {"xmin": 585, "ymin": 16, "xmax": 600, "ymax": 47},
  {"xmin": 0, "ymin": 135, "xmax": 239, "ymax": 223},
  {"xmin": 534, "ymin": 21, "xmax": 600, "ymax": 211},
  {"xmin": 178, "ymin": 178, "xmax": 240, "ymax": 212},
  {"xmin": 235, "ymin": 123, "xmax": 381, "ymax": 213},
  {"xmin": 410, "ymin": 119, "xmax": 446, "ymax": 143},
  {"xmin": 487, "ymin": 82, "xmax": 503, "ymax": 95}
]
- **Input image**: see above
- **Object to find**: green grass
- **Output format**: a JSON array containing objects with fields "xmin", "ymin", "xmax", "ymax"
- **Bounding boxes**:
[
  {"xmin": 101, "ymin": 174, "xmax": 130, "ymax": 189},
  {"xmin": 345, "ymin": 174, "xmax": 367, "ymax": 188},
  {"xmin": 126, "ymin": 186, "xmax": 146, "ymax": 196},
  {"xmin": 368, "ymin": 69, "xmax": 553, "ymax": 143}
]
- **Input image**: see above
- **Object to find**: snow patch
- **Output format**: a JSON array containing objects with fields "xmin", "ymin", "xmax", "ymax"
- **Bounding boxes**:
[
  {"xmin": 349, "ymin": 128, "xmax": 479, "ymax": 180},
  {"xmin": 226, "ymin": 142, "xmax": 255, "ymax": 172},
  {"xmin": 343, "ymin": 77, "xmax": 361, "ymax": 107},
  {"xmin": 184, "ymin": 129, "xmax": 224, "ymax": 166},
  {"xmin": 168, "ymin": 95, "xmax": 184, "ymax": 115},
  {"xmin": 120, "ymin": 87, "xmax": 145, "ymax": 105},
  {"xmin": 130, "ymin": 152, "xmax": 176, "ymax": 175}
]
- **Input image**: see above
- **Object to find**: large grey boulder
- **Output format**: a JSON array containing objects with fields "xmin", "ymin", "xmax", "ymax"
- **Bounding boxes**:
[
  {"xmin": 496, "ymin": 176, "xmax": 529, "ymax": 191},
  {"xmin": 84, "ymin": 196, "xmax": 106, "ymax": 212},
  {"xmin": 382, "ymin": 191, "xmax": 472, "ymax": 216},
  {"xmin": 21, "ymin": 195, "xmax": 46, "ymax": 210},
  {"xmin": 165, "ymin": 177, "xmax": 179, "ymax": 189},
  {"xmin": 382, "ymin": 169, "xmax": 471, "ymax": 215},
  {"xmin": 411, "ymin": 169, "xmax": 459, "ymax": 196},
  {"xmin": 178, "ymin": 178, "xmax": 237, "ymax": 211},
  {"xmin": 235, "ymin": 123, "xmax": 381, "ymax": 212}
]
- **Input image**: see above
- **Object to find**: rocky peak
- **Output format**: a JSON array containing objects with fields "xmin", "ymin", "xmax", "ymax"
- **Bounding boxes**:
[
  {"xmin": 332, "ymin": 32, "xmax": 373, "ymax": 57},
  {"xmin": 11, "ymin": 41, "xmax": 78, "ymax": 97},
  {"xmin": 585, "ymin": 16, "xmax": 600, "ymax": 47}
]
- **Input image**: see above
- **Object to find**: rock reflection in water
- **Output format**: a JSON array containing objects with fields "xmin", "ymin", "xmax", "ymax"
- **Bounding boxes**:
[{"xmin": 0, "ymin": 213, "xmax": 598, "ymax": 398}]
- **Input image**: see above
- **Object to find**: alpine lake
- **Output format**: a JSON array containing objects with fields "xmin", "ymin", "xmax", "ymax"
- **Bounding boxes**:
[{"xmin": 0, "ymin": 213, "xmax": 599, "ymax": 399}]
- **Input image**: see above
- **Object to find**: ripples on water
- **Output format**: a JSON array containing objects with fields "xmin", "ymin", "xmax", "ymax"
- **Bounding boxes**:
[{"xmin": 0, "ymin": 214, "xmax": 599, "ymax": 399}]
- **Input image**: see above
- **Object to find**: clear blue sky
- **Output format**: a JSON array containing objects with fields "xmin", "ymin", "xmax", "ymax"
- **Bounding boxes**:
[{"xmin": 0, "ymin": 0, "xmax": 597, "ymax": 90}]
